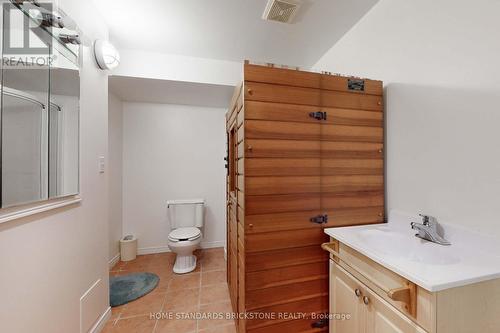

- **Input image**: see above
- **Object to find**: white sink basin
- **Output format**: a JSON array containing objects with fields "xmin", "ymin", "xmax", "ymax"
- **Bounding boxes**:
[
  {"xmin": 325, "ymin": 210, "xmax": 500, "ymax": 292},
  {"xmin": 354, "ymin": 228, "xmax": 461, "ymax": 265}
]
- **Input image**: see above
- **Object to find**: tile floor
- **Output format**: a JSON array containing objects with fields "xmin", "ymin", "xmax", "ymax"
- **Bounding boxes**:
[{"xmin": 103, "ymin": 248, "xmax": 236, "ymax": 333}]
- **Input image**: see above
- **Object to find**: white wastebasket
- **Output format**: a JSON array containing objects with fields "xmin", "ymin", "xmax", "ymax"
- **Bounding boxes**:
[{"xmin": 120, "ymin": 235, "xmax": 138, "ymax": 261}]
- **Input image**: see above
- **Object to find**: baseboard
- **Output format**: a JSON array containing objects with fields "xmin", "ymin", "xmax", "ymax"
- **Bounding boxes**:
[
  {"xmin": 88, "ymin": 306, "xmax": 111, "ymax": 333},
  {"xmin": 137, "ymin": 241, "xmax": 225, "ymax": 255},
  {"xmin": 108, "ymin": 253, "xmax": 120, "ymax": 269}
]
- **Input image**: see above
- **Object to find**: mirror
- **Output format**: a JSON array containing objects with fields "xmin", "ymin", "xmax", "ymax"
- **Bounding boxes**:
[
  {"xmin": 1, "ymin": 5, "xmax": 80, "ymax": 208},
  {"xmin": 48, "ymin": 43, "xmax": 80, "ymax": 199}
]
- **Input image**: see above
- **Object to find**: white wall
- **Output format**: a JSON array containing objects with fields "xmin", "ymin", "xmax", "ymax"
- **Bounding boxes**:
[
  {"xmin": 0, "ymin": 1, "xmax": 111, "ymax": 332},
  {"xmin": 113, "ymin": 49, "xmax": 242, "ymax": 86},
  {"xmin": 314, "ymin": 0, "xmax": 500, "ymax": 236},
  {"xmin": 108, "ymin": 93, "xmax": 123, "ymax": 261},
  {"xmin": 122, "ymin": 102, "xmax": 227, "ymax": 253}
]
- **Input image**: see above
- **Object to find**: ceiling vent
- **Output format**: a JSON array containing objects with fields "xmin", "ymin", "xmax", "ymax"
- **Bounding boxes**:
[{"xmin": 262, "ymin": 0, "xmax": 302, "ymax": 24}]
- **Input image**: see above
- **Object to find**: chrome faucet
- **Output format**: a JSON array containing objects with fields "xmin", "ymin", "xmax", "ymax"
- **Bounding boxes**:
[{"xmin": 411, "ymin": 214, "xmax": 451, "ymax": 246}]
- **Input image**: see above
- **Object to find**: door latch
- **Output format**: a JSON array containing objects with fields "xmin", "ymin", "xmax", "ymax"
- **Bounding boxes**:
[
  {"xmin": 309, "ymin": 111, "xmax": 327, "ymax": 121},
  {"xmin": 310, "ymin": 214, "xmax": 329, "ymax": 224}
]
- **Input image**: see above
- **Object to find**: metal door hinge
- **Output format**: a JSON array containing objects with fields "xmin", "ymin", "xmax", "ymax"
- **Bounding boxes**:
[
  {"xmin": 310, "ymin": 214, "xmax": 328, "ymax": 224},
  {"xmin": 309, "ymin": 111, "xmax": 327, "ymax": 121}
]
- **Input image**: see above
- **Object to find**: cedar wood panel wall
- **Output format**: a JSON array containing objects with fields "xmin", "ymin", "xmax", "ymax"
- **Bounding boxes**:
[{"xmin": 226, "ymin": 63, "xmax": 385, "ymax": 333}]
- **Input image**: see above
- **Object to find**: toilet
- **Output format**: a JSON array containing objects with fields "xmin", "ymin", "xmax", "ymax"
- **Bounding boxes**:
[{"xmin": 166, "ymin": 199, "xmax": 204, "ymax": 274}]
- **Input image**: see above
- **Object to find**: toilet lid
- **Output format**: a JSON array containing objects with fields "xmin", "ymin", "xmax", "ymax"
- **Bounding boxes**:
[{"xmin": 168, "ymin": 227, "xmax": 201, "ymax": 242}]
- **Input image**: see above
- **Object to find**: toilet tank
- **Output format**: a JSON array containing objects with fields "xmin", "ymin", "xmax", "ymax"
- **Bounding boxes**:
[{"xmin": 167, "ymin": 199, "xmax": 205, "ymax": 229}]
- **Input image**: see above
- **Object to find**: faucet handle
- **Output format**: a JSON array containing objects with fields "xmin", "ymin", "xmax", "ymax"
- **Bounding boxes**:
[{"xmin": 419, "ymin": 214, "xmax": 436, "ymax": 226}]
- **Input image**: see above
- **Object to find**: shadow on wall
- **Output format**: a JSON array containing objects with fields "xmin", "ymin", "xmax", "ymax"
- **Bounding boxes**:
[{"xmin": 384, "ymin": 83, "xmax": 500, "ymax": 236}]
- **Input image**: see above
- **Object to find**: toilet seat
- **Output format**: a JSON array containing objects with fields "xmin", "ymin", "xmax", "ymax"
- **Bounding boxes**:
[{"xmin": 168, "ymin": 227, "xmax": 201, "ymax": 242}]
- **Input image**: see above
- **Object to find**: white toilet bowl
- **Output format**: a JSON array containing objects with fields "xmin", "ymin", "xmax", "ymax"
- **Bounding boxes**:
[{"xmin": 168, "ymin": 227, "xmax": 202, "ymax": 274}]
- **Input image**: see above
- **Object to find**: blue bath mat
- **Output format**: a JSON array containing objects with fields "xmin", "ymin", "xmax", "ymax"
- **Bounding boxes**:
[{"xmin": 110, "ymin": 272, "xmax": 159, "ymax": 307}]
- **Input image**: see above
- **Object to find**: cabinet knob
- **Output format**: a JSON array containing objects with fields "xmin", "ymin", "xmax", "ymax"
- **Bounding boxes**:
[
  {"xmin": 377, "ymin": 101, "xmax": 382, "ymax": 106},
  {"xmin": 247, "ymin": 89, "xmax": 254, "ymax": 95},
  {"xmin": 247, "ymin": 145, "xmax": 253, "ymax": 151},
  {"xmin": 355, "ymin": 289, "xmax": 362, "ymax": 298},
  {"xmin": 248, "ymin": 224, "xmax": 254, "ymax": 228},
  {"xmin": 363, "ymin": 296, "xmax": 370, "ymax": 305}
]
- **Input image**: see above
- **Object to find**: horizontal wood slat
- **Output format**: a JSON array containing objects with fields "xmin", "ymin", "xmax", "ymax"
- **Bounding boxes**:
[
  {"xmin": 245, "ymin": 228, "xmax": 329, "ymax": 253},
  {"xmin": 245, "ymin": 191, "xmax": 383, "ymax": 215},
  {"xmin": 245, "ymin": 101, "xmax": 383, "ymax": 127},
  {"xmin": 245, "ymin": 64, "xmax": 321, "ymax": 89},
  {"xmin": 246, "ymin": 246, "xmax": 328, "ymax": 273},
  {"xmin": 322, "ymin": 191, "xmax": 384, "ymax": 209},
  {"xmin": 245, "ymin": 158, "xmax": 320, "ymax": 176},
  {"xmin": 246, "ymin": 278, "xmax": 328, "ymax": 310},
  {"xmin": 245, "ymin": 139, "xmax": 320, "ymax": 158},
  {"xmin": 244, "ymin": 158, "xmax": 383, "ymax": 176},
  {"xmin": 245, "ymin": 175, "xmax": 383, "ymax": 195},
  {"xmin": 246, "ymin": 261, "xmax": 329, "ymax": 291},
  {"xmin": 246, "ymin": 120, "xmax": 319, "ymax": 141},
  {"xmin": 245, "ymin": 82, "xmax": 319, "ymax": 106},
  {"xmin": 322, "ymin": 175, "xmax": 384, "ymax": 193},
  {"xmin": 322, "ymin": 124, "xmax": 383, "ymax": 143},
  {"xmin": 245, "ymin": 101, "xmax": 320, "ymax": 123},
  {"xmin": 245, "ymin": 206, "xmax": 384, "ymax": 234},
  {"xmin": 245, "ymin": 193, "xmax": 320, "ymax": 215},
  {"xmin": 245, "ymin": 139, "xmax": 383, "ymax": 159},
  {"xmin": 246, "ymin": 176, "xmax": 319, "ymax": 196},
  {"xmin": 244, "ymin": 63, "xmax": 383, "ymax": 96},
  {"xmin": 246, "ymin": 296, "xmax": 329, "ymax": 330},
  {"xmin": 322, "ymin": 159, "xmax": 383, "ymax": 175},
  {"xmin": 245, "ymin": 82, "xmax": 383, "ymax": 111},
  {"xmin": 247, "ymin": 317, "xmax": 328, "ymax": 333},
  {"xmin": 245, "ymin": 120, "xmax": 382, "ymax": 143}
]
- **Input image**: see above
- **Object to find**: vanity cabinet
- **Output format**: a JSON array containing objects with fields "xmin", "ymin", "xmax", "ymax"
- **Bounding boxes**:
[
  {"xmin": 331, "ymin": 263, "xmax": 425, "ymax": 333},
  {"xmin": 325, "ymin": 237, "xmax": 500, "ymax": 333},
  {"xmin": 226, "ymin": 62, "xmax": 385, "ymax": 333}
]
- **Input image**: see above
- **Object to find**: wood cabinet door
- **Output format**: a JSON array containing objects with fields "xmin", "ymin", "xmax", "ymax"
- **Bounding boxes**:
[
  {"xmin": 330, "ymin": 261, "xmax": 365, "ymax": 333},
  {"xmin": 364, "ymin": 286, "xmax": 427, "ymax": 333}
]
